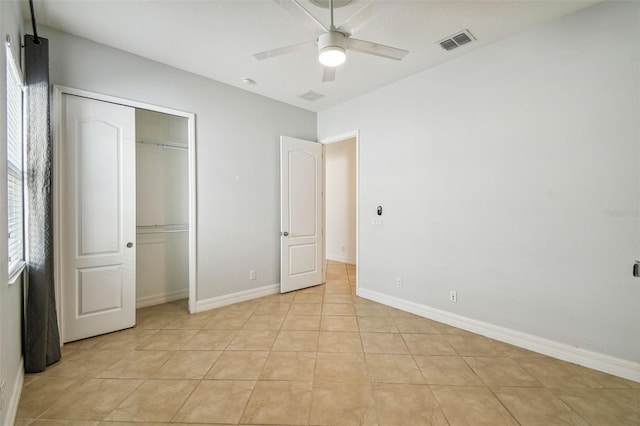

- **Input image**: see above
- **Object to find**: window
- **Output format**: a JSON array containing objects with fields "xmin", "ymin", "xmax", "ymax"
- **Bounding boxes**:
[{"xmin": 6, "ymin": 38, "xmax": 24, "ymax": 280}]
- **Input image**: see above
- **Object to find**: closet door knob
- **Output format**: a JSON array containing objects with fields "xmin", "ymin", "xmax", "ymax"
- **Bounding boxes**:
[
  {"xmin": 282, "ymin": 231, "xmax": 289, "ymax": 236},
  {"xmin": 126, "ymin": 242, "xmax": 133, "ymax": 248}
]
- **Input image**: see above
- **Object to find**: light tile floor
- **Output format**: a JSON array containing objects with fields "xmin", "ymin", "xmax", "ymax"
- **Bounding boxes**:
[{"xmin": 16, "ymin": 262, "xmax": 640, "ymax": 425}]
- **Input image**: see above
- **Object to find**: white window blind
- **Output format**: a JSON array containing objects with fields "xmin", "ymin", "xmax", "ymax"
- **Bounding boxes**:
[{"xmin": 6, "ymin": 40, "xmax": 24, "ymax": 277}]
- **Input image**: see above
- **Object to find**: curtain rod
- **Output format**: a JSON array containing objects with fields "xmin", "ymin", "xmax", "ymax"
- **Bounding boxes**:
[{"xmin": 28, "ymin": 0, "xmax": 40, "ymax": 44}]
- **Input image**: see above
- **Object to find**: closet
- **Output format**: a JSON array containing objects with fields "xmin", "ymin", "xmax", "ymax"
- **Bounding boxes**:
[
  {"xmin": 57, "ymin": 88, "xmax": 195, "ymax": 342},
  {"xmin": 135, "ymin": 109, "xmax": 189, "ymax": 307}
]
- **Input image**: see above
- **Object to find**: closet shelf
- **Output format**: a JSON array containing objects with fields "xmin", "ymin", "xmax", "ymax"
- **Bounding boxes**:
[
  {"xmin": 136, "ymin": 138, "xmax": 188, "ymax": 151},
  {"xmin": 136, "ymin": 224, "xmax": 189, "ymax": 234}
]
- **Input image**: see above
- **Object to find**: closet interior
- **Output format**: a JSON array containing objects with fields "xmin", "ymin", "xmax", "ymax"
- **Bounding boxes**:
[{"xmin": 135, "ymin": 109, "xmax": 189, "ymax": 308}]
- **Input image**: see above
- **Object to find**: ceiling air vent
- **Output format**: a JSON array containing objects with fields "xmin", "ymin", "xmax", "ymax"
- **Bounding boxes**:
[
  {"xmin": 438, "ymin": 30, "xmax": 475, "ymax": 51},
  {"xmin": 298, "ymin": 90, "xmax": 325, "ymax": 102}
]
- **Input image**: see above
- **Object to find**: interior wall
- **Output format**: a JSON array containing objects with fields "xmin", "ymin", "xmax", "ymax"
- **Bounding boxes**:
[
  {"xmin": 325, "ymin": 138, "xmax": 356, "ymax": 264},
  {"xmin": 135, "ymin": 109, "xmax": 189, "ymax": 306},
  {"xmin": 1, "ymin": 1, "xmax": 25, "ymax": 422},
  {"xmin": 318, "ymin": 1, "xmax": 640, "ymax": 366},
  {"xmin": 38, "ymin": 25, "xmax": 316, "ymax": 303}
]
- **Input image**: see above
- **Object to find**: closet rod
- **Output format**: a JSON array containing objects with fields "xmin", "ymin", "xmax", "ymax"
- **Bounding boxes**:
[
  {"xmin": 136, "ymin": 224, "xmax": 189, "ymax": 234},
  {"xmin": 136, "ymin": 229, "xmax": 188, "ymax": 234},
  {"xmin": 136, "ymin": 139, "xmax": 188, "ymax": 151}
]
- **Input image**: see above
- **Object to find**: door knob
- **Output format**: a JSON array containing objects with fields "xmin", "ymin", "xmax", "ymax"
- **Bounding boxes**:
[
  {"xmin": 282, "ymin": 231, "xmax": 289, "ymax": 236},
  {"xmin": 126, "ymin": 242, "xmax": 133, "ymax": 248}
]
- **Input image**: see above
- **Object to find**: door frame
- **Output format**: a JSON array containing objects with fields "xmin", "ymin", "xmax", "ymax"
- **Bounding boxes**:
[
  {"xmin": 52, "ymin": 85, "xmax": 198, "ymax": 343},
  {"xmin": 320, "ymin": 130, "xmax": 359, "ymax": 293}
]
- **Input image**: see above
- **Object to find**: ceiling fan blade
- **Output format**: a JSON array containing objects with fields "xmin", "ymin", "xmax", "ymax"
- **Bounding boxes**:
[
  {"xmin": 322, "ymin": 66, "xmax": 336, "ymax": 82},
  {"xmin": 338, "ymin": 1, "xmax": 374, "ymax": 35},
  {"xmin": 273, "ymin": 0, "xmax": 328, "ymax": 34},
  {"xmin": 253, "ymin": 40, "xmax": 316, "ymax": 60},
  {"xmin": 346, "ymin": 38, "xmax": 409, "ymax": 61}
]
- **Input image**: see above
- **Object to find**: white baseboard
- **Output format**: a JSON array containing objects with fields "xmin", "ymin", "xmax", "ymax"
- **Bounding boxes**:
[
  {"xmin": 326, "ymin": 254, "xmax": 356, "ymax": 264},
  {"xmin": 194, "ymin": 284, "xmax": 280, "ymax": 313},
  {"xmin": 358, "ymin": 288, "xmax": 640, "ymax": 383},
  {"xmin": 4, "ymin": 357, "xmax": 24, "ymax": 426},
  {"xmin": 136, "ymin": 289, "xmax": 189, "ymax": 309}
]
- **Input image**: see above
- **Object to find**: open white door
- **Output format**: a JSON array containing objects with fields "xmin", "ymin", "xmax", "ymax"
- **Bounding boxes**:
[
  {"xmin": 60, "ymin": 94, "xmax": 136, "ymax": 342},
  {"xmin": 280, "ymin": 136, "xmax": 324, "ymax": 293}
]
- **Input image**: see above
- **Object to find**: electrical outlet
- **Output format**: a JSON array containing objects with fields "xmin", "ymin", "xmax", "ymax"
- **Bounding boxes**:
[
  {"xmin": 249, "ymin": 270, "xmax": 256, "ymax": 280},
  {"xmin": 449, "ymin": 291, "xmax": 457, "ymax": 303},
  {"xmin": 396, "ymin": 277, "xmax": 403, "ymax": 288}
]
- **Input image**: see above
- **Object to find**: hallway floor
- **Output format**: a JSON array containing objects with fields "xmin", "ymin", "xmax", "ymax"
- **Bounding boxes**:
[{"xmin": 16, "ymin": 262, "xmax": 639, "ymax": 425}]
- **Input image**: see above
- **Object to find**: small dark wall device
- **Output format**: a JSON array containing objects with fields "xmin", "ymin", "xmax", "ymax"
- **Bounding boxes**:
[{"xmin": 377, "ymin": 206, "xmax": 382, "ymax": 216}]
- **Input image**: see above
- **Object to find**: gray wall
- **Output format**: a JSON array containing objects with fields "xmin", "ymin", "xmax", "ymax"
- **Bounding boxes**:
[
  {"xmin": 39, "ymin": 25, "xmax": 316, "ymax": 302},
  {"xmin": 318, "ymin": 1, "xmax": 640, "ymax": 365},
  {"xmin": 0, "ymin": 1, "xmax": 25, "ymax": 422}
]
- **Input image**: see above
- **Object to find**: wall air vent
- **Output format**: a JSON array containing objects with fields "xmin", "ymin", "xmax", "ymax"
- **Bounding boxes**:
[
  {"xmin": 438, "ymin": 29, "xmax": 475, "ymax": 51},
  {"xmin": 298, "ymin": 90, "xmax": 325, "ymax": 102}
]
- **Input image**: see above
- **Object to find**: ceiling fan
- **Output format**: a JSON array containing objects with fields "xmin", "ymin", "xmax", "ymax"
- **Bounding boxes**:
[{"xmin": 253, "ymin": 0, "xmax": 409, "ymax": 82}]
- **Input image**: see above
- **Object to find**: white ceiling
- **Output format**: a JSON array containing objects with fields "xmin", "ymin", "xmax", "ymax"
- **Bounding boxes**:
[{"xmin": 28, "ymin": 0, "xmax": 599, "ymax": 112}]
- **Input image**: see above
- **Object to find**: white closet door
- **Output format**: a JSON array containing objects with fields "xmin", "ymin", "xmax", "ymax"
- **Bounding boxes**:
[{"xmin": 61, "ymin": 94, "xmax": 136, "ymax": 342}]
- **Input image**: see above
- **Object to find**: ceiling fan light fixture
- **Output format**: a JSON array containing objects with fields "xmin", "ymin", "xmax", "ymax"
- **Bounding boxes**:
[
  {"xmin": 318, "ymin": 31, "xmax": 347, "ymax": 67},
  {"xmin": 319, "ymin": 46, "xmax": 346, "ymax": 67}
]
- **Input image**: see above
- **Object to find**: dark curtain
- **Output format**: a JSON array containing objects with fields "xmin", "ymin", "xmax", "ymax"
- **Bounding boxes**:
[{"xmin": 23, "ymin": 34, "xmax": 61, "ymax": 373}]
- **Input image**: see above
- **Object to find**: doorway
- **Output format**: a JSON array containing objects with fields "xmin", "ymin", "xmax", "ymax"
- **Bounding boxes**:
[
  {"xmin": 321, "ymin": 131, "xmax": 359, "ymax": 292},
  {"xmin": 53, "ymin": 86, "xmax": 196, "ymax": 343},
  {"xmin": 135, "ymin": 109, "xmax": 190, "ymax": 309},
  {"xmin": 279, "ymin": 132, "xmax": 359, "ymax": 294}
]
